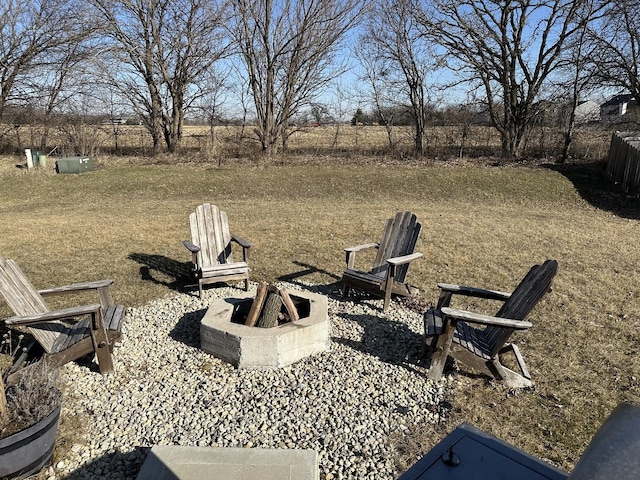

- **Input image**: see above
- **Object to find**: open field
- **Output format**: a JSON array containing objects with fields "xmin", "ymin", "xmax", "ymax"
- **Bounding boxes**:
[
  {"xmin": 0, "ymin": 153, "xmax": 639, "ymax": 476},
  {"xmin": 3, "ymin": 123, "xmax": 615, "ymax": 162}
]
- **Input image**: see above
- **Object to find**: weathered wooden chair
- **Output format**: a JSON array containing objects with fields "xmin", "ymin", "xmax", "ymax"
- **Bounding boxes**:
[
  {"xmin": 0, "ymin": 255, "xmax": 126, "ymax": 381},
  {"xmin": 342, "ymin": 211, "xmax": 423, "ymax": 312},
  {"xmin": 183, "ymin": 203, "xmax": 251, "ymax": 297},
  {"xmin": 425, "ymin": 259, "xmax": 558, "ymax": 388}
]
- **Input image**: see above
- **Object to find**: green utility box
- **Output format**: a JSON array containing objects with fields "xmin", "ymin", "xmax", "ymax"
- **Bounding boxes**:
[{"xmin": 55, "ymin": 156, "xmax": 93, "ymax": 174}]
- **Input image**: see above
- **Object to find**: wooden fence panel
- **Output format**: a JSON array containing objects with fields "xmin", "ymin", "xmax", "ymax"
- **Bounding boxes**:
[{"xmin": 607, "ymin": 131, "xmax": 640, "ymax": 198}]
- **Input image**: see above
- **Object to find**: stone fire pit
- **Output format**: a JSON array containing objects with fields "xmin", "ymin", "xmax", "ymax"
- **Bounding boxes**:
[{"xmin": 200, "ymin": 289, "xmax": 329, "ymax": 369}]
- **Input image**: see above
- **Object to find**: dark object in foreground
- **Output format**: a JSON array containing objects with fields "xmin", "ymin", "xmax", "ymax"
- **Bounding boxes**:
[
  {"xmin": 399, "ymin": 422, "xmax": 567, "ymax": 480},
  {"xmin": 0, "ymin": 359, "xmax": 62, "ymax": 479},
  {"xmin": 424, "ymin": 259, "xmax": 558, "ymax": 388},
  {"xmin": 399, "ymin": 402, "xmax": 640, "ymax": 480},
  {"xmin": 342, "ymin": 211, "xmax": 423, "ymax": 312},
  {"xmin": 0, "ymin": 405, "xmax": 61, "ymax": 479}
]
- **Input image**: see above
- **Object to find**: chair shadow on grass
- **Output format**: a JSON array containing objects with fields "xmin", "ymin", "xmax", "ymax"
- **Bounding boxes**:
[
  {"xmin": 62, "ymin": 446, "xmax": 150, "ymax": 479},
  {"xmin": 277, "ymin": 261, "xmax": 341, "ymax": 286},
  {"xmin": 128, "ymin": 253, "xmax": 192, "ymax": 291}
]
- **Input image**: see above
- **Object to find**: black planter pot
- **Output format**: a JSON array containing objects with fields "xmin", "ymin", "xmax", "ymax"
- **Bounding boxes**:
[{"xmin": 0, "ymin": 404, "xmax": 61, "ymax": 479}]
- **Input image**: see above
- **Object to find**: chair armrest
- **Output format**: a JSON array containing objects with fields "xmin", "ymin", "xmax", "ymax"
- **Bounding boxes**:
[
  {"xmin": 5, "ymin": 304, "xmax": 102, "ymax": 326},
  {"xmin": 231, "ymin": 235, "xmax": 252, "ymax": 249},
  {"xmin": 183, "ymin": 240, "xmax": 200, "ymax": 253},
  {"xmin": 437, "ymin": 283, "xmax": 512, "ymax": 301},
  {"xmin": 38, "ymin": 279, "xmax": 114, "ymax": 296},
  {"xmin": 387, "ymin": 252, "xmax": 423, "ymax": 266},
  {"xmin": 344, "ymin": 243, "xmax": 379, "ymax": 253},
  {"xmin": 440, "ymin": 307, "xmax": 532, "ymax": 329},
  {"xmin": 344, "ymin": 243, "xmax": 379, "ymax": 270}
]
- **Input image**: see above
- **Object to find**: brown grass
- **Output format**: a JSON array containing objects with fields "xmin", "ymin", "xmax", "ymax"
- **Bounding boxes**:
[{"xmin": 0, "ymin": 151, "xmax": 639, "ymax": 474}]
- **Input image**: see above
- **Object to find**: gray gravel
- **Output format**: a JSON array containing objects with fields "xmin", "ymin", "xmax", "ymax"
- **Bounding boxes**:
[{"xmin": 54, "ymin": 282, "xmax": 453, "ymax": 480}]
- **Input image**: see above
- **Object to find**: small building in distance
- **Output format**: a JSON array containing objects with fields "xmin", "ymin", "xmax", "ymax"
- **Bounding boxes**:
[{"xmin": 600, "ymin": 93, "xmax": 639, "ymax": 122}]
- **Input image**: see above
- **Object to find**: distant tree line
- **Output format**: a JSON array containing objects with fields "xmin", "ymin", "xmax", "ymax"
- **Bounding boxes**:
[{"xmin": 0, "ymin": 0, "xmax": 638, "ymax": 160}]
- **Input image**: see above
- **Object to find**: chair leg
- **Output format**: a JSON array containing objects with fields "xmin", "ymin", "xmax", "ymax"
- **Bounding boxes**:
[
  {"xmin": 342, "ymin": 283, "xmax": 350, "ymax": 298},
  {"xmin": 488, "ymin": 360, "xmax": 533, "ymax": 388},
  {"xmin": 428, "ymin": 320, "xmax": 456, "ymax": 381},
  {"xmin": 383, "ymin": 266, "xmax": 395, "ymax": 312},
  {"xmin": 244, "ymin": 278, "xmax": 250, "ymax": 291},
  {"xmin": 383, "ymin": 287, "xmax": 392, "ymax": 312},
  {"xmin": 90, "ymin": 311, "xmax": 115, "ymax": 375},
  {"xmin": 488, "ymin": 343, "xmax": 533, "ymax": 388},
  {"xmin": 508, "ymin": 343, "xmax": 531, "ymax": 380},
  {"xmin": 198, "ymin": 279, "xmax": 203, "ymax": 298}
]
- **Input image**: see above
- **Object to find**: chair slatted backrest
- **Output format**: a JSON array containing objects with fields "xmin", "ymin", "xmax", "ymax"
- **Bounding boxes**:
[
  {"xmin": 0, "ymin": 256, "xmax": 60, "ymax": 353},
  {"xmin": 371, "ymin": 211, "xmax": 421, "ymax": 283},
  {"xmin": 484, "ymin": 259, "xmax": 558, "ymax": 357},
  {"xmin": 189, "ymin": 204, "xmax": 233, "ymax": 267}
]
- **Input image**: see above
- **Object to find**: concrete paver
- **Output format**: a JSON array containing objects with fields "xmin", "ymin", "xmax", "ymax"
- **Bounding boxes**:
[{"xmin": 136, "ymin": 446, "xmax": 319, "ymax": 480}]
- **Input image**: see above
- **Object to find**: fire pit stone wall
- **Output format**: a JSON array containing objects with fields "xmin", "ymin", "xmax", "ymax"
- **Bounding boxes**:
[{"xmin": 200, "ymin": 289, "xmax": 329, "ymax": 369}]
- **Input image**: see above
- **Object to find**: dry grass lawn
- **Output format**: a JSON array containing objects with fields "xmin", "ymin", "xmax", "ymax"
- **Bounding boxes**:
[{"xmin": 0, "ymin": 152, "xmax": 639, "ymax": 475}]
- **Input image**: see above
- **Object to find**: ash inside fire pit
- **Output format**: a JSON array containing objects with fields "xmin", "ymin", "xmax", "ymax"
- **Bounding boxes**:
[{"xmin": 200, "ymin": 286, "xmax": 330, "ymax": 369}]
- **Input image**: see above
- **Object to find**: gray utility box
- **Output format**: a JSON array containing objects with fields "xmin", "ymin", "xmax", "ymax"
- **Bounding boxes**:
[{"xmin": 55, "ymin": 156, "xmax": 93, "ymax": 174}]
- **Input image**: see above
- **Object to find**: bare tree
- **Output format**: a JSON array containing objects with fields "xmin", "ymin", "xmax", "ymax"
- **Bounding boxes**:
[
  {"xmin": 362, "ymin": 0, "xmax": 434, "ymax": 155},
  {"xmin": 589, "ymin": 0, "xmax": 640, "ymax": 106},
  {"xmin": 194, "ymin": 72, "xmax": 228, "ymax": 140},
  {"xmin": 354, "ymin": 43, "xmax": 401, "ymax": 150},
  {"xmin": 231, "ymin": 0, "xmax": 364, "ymax": 156},
  {"xmin": 419, "ymin": 0, "xmax": 585, "ymax": 159},
  {"xmin": 555, "ymin": 0, "xmax": 603, "ymax": 163},
  {"xmin": 441, "ymin": 94, "xmax": 484, "ymax": 158},
  {"xmin": 90, "ymin": 0, "xmax": 231, "ymax": 154},
  {"xmin": 324, "ymin": 81, "xmax": 352, "ymax": 149},
  {"xmin": 23, "ymin": 38, "xmax": 102, "ymax": 152},
  {"xmin": 0, "ymin": 0, "xmax": 90, "ymax": 119},
  {"xmin": 192, "ymin": 71, "xmax": 230, "ymax": 165},
  {"xmin": 57, "ymin": 90, "xmax": 107, "ymax": 157}
]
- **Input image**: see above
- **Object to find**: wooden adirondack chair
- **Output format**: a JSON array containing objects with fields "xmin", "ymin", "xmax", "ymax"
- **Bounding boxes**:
[
  {"xmin": 424, "ymin": 259, "xmax": 558, "ymax": 388},
  {"xmin": 183, "ymin": 203, "xmax": 251, "ymax": 297},
  {"xmin": 0, "ymin": 255, "xmax": 126, "ymax": 381},
  {"xmin": 342, "ymin": 211, "xmax": 423, "ymax": 312}
]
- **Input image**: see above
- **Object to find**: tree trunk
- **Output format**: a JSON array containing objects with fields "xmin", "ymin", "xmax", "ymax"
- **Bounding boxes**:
[
  {"xmin": 500, "ymin": 124, "xmax": 525, "ymax": 159},
  {"xmin": 414, "ymin": 120, "xmax": 424, "ymax": 156}
]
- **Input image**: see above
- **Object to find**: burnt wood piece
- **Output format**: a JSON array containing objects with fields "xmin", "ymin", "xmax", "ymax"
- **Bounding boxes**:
[
  {"xmin": 245, "ymin": 282, "xmax": 268, "ymax": 327},
  {"xmin": 183, "ymin": 203, "xmax": 251, "ymax": 297},
  {"xmin": 279, "ymin": 288, "xmax": 299, "ymax": 322},
  {"xmin": 0, "ymin": 255, "xmax": 127, "ymax": 381},
  {"xmin": 342, "ymin": 211, "xmax": 423, "ymax": 312},
  {"xmin": 424, "ymin": 260, "xmax": 558, "ymax": 388}
]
